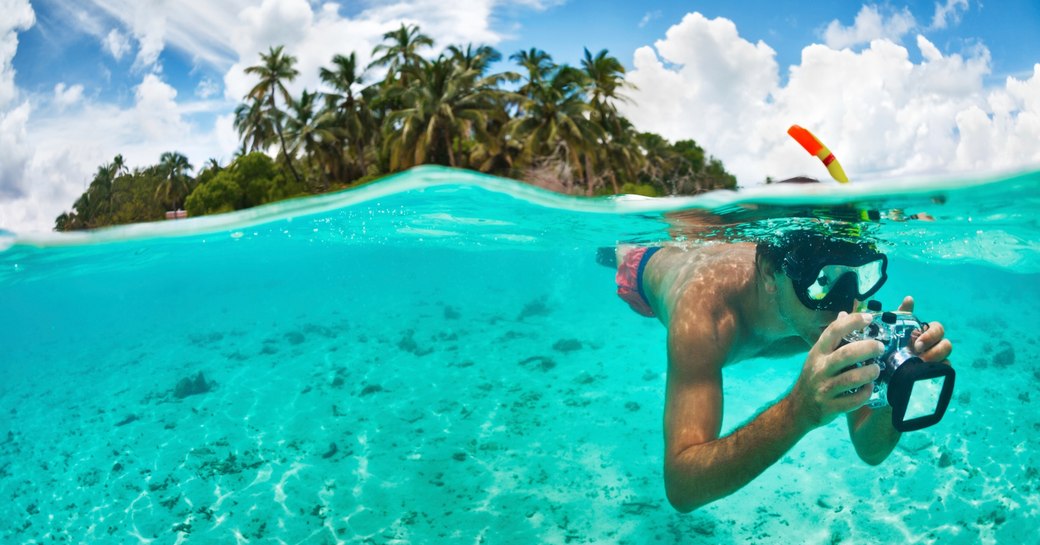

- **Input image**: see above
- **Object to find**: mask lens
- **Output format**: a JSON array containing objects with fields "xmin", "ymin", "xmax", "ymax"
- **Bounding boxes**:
[
  {"xmin": 805, "ymin": 269, "xmax": 834, "ymax": 301},
  {"xmin": 805, "ymin": 258, "xmax": 886, "ymax": 302},
  {"xmin": 855, "ymin": 259, "xmax": 884, "ymax": 295}
]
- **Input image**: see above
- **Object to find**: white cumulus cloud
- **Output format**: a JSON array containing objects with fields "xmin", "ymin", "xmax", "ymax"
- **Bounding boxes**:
[
  {"xmin": 639, "ymin": 10, "xmax": 662, "ymax": 29},
  {"xmin": 626, "ymin": 13, "xmax": 780, "ymax": 167},
  {"xmin": 0, "ymin": 0, "xmax": 36, "ymax": 203},
  {"xmin": 823, "ymin": 5, "xmax": 916, "ymax": 50},
  {"xmin": 134, "ymin": 73, "xmax": 188, "ymax": 140},
  {"xmin": 103, "ymin": 28, "xmax": 131, "ymax": 60},
  {"xmin": 195, "ymin": 77, "xmax": 221, "ymax": 99},
  {"xmin": 620, "ymin": 12, "xmax": 1040, "ymax": 186},
  {"xmin": 53, "ymin": 82, "xmax": 84, "ymax": 109},
  {"xmin": 0, "ymin": 73, "xmax": 239, "ymax": 232},
  {"xmin": 1, "ymin": 0, "xmax": 35, "ymax": 107},
  {"xmin": 0, "ymin": 101, "xmax": 32, "ymax": 200},
  {"xmin": 931, "ymin": 0, "xmax": 970, "ymax": 30}
]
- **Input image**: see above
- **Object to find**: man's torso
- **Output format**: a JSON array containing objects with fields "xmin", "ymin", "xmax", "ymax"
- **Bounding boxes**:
[{"xmin": 639, "ymin": 243, "xmax": 809, "ymax": 366}]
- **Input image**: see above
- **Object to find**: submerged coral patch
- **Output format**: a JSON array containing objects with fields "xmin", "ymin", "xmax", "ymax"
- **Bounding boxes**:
[
  {"xmin": 518, "ymin": 355, "xmax": 556, "ymax": 372},
  {"xmin": 552, "ymin": 338, "xmax": 583, "ymax": 353},
  {"xmin": 173, "ymin": 372, "xmax": 215, "ymax": 399}
]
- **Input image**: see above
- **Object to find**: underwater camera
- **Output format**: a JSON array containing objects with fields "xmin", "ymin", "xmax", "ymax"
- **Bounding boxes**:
[{"xmin": 840, "ymin": 301, "xmax": 955, "ymax": 432}]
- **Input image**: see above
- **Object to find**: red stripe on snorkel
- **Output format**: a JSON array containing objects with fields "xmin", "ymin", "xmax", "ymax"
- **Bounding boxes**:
[{"xmin": 787, "ymin": 124, "xmax": 850, "ymax": 183}]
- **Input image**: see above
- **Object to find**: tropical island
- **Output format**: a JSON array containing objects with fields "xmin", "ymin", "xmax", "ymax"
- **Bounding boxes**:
[{"xmin": 55, "ymin": 24, "xmax": 738, "ymax": 232}]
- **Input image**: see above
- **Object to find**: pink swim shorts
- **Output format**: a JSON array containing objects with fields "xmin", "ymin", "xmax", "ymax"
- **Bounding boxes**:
[{"xmin": 616, "ymin": 246, "xmax": 662, "ymax": 317}]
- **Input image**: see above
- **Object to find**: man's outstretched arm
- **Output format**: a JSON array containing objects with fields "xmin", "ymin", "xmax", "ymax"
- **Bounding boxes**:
[
  {"xmin": 664, "ymin": 381, "xmax": 811, "ymax": 512},
  {"xmin": 664, "ymin": 312, "xmax": 884, "ymax": 512}
]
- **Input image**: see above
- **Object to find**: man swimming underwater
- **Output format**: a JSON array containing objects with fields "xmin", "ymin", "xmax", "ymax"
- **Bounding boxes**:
[{"xmin": 615, "ymin": 229, "xmax": 954, "ymax": 512}]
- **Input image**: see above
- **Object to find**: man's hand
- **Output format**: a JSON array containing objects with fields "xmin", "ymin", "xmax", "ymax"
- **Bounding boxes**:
[
  {"xmin": 896, "ymin": 295, "xmax": 953, "ymax": 362},
  {"xmin": 845, "ymin": 296, "xmax": 954, "ymax": 465},
  {"xmin": 788, "ymin": 312, "xmax": 886, "ymax": 431}
]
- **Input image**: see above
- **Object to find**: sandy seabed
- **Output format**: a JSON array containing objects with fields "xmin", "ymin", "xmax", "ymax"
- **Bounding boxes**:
[{"xmin": 2, "ymin": 257, "xmax": 1037, "ymax": 544}]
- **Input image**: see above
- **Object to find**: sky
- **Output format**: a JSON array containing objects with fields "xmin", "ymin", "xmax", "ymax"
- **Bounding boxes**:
[{"xmin": 1, "ymin": 0, "xmax": 1038, "ymax": 234}]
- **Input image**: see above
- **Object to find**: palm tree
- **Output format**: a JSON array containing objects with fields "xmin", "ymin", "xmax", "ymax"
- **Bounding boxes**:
[
  {"xmin": 71, "ymin": 191, "xmax": 93, "ymax": 227},
  {"xmin": 195, "ymin": 158, "xmax": 224, "ymax": 188},
  {"xmin": 384, "ymin": 55, "xmax": 505, "ymax": 170},
  {"xmin": 286, "ymin": 89, "xmax": 337, "ymax": 190},
  {"xmin": 202, "ymin": 158, "xmax": 223, "ymax": 172},
  {"xmin": 320, "ymin": 52, "xmax": 376, "ymax": 180},
  {"xmin": 448, "ymin": 44, "xmax": 502, "ymax": 75},
  {"xmin": 580, "ymin": 48, "xmax": 633, "ymax": 192},
  {"xmin": 234, "ymin": 99, "xmax": 275, "ymax": 153},
  {"xmin": 507, "ymin": 64, "xmax": 603, "ymax": 191},
  {"xmin": 448, "ymin": 44, "xmax": 517, "ymax": 92},
  {"xmin": 154, "ymin": 151, "xmax": 195, "ymax": 211},
  {"xmin": 468, "ymin": 121, "xmax": 522, "ymax": 175},
  {"xmin": 55, "ymin": 211, "xmax": 77, "ymax": 231},
  {"xmin": 112, "ymin": 154, "xmax": 129, "ymax": 177},
  {"xmin": 636, "ymin": 132, "xmax": 680, "ymax": 194},
  {"xmin": 369, "ymin": 23, "xmax": 434, "ymax": 86},
  {"xmin": 71, "ymin": 161, "xmax": 119, "ymax": 227},
  {"xmin": 598, "ymin": 117, "xmax": 644, "ymax": 193},
  {"xmin": 580, "ymin": 48, "xmax": 630, "ymax": 122},
  {"xmin": 244, "ymin": 45, "xmax": 304, "ymax": 185},
  {"xmin": 510, "ymin": 48, "xmax": 554, "ymax": 98},
  {"xmin": 105, "ymin": 154, "xmax": 133, "ymax": 214}
]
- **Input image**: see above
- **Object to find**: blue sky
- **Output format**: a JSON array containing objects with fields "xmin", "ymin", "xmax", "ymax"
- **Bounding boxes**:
[
  {"xmin": 1, "ymin": 0, "xmax": 1039, "ymax": 232},
  {"xmin": 502, "ymin": 0, "xmax": 1039, "ymax": 78}
]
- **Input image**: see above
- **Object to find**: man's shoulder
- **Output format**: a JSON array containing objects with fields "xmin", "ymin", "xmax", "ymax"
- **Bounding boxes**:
[
  {"xmin": 670, "ymin": 248, "xmax": 754, "ymax": 317},
  {"xmin": 668, "ymin": 288, "xmax": 740, "ymax": 356},
  {"xmin": 665, "ymin": 245, "xmax": 755, "ymax": 365},
  {"xmin": 663, "ymin": 243, "xmax": 756, "ymax": 281}
]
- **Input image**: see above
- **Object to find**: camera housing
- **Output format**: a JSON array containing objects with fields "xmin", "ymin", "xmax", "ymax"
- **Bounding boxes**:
[{"xmin": 841, "ymin": 304, "xmax": 955, "ymax": 432}]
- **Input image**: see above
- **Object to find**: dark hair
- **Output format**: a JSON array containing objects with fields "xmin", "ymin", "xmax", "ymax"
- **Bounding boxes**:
[
  {"xmin": 755, "ymin": 237, "xmax": 788, "ymax": 271},
  {"xmin": 755, "ymin": 229, "xmax": 880, "ymax": 276},
  {"xmin": 754, "ymin": 178, "xmax": 822, "ymax": 269}
]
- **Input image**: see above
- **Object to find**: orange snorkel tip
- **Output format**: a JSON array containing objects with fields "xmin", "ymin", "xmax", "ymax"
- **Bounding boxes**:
[{"xmin": 787, "ymin": 124, "xmax": 849, "ymax": 183}]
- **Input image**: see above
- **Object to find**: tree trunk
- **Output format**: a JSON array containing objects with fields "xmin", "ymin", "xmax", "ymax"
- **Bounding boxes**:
[
  {"xmin": 356, "ymin": 140, "xmax": 368, "ymax": 177},
  {"xmin": 277, "ymin": 128, "xmax": 303, "ymax": 186},
  {"xmin": 271, "ymin": 96, "xmax": 304, "ymax": 186},
  {"xmin": 445, "ymin": 130, "xmax": 456, "ymax": 167}
]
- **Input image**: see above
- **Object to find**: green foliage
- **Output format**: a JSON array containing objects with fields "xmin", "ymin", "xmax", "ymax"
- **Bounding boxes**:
[
  {"xmin": 185, "ymin": 152, "xmax": 302, "ymax": 216},
  {"xmin": 57, "ymin": 25, "xmax": 742, "ymax": 231},
  {"xmin": 673, "ymin": 140, "xmax": 707, "ymax": 172},
  {"xmin": 635, "ymin": 133, "xmax": 737, "ymax": 195},
  {"xmin": 185, "ymin": 174, "xmax": 242, "ymax": 216},
  {"xmin": 54, "ymin": 155, "xmax": 174, "ymax": 230},
  {"xmin": 617, "ymin": 182, "xmax": 661, "ymax": 197}
]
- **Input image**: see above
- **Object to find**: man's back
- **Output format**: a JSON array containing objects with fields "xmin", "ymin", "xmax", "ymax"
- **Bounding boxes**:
[
  {"xmin": 641, "ymin": 243, "xmax": 752, "ymax": 315},
  {"xmin": 642, "ymin": 243, "xmax": 792, "ymax": 360}
]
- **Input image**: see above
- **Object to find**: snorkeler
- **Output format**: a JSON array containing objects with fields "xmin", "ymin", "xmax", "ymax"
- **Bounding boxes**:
[{"xmin": 615, "ymin": 229, "xmax": 954, "ymax": 512}]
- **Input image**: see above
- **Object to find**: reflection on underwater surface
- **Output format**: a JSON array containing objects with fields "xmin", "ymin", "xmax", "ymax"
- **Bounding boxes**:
[{"xmin": 0, "ymin": 166, "xmax": 1038, "ymax": 543}]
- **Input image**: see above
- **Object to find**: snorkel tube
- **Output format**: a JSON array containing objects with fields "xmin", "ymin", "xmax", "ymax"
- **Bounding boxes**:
[{"xmin": 787, "ymin": 125, "xmax": 849, "ymax": 183}]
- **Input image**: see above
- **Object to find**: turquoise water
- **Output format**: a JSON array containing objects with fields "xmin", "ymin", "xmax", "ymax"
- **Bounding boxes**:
[{"xmin": 1, "ymin": 166, "xmax": 1038, "ymax": 544}]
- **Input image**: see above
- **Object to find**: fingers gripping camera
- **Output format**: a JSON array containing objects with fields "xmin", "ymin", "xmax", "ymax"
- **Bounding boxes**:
[{"xmin": 840, "ymin": 303, "xmax": 956, "ymax": 432}]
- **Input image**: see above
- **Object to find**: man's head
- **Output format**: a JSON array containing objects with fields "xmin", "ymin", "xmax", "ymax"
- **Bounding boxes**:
[{"xmin": 757, "ymin": 229, "xmax": 888, "ymax": 313}]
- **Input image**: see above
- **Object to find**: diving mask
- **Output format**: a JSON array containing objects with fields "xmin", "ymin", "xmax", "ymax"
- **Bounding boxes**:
[{"xmin": 784, "ymin": 250, "xmax": 888, "ymax": 311}]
